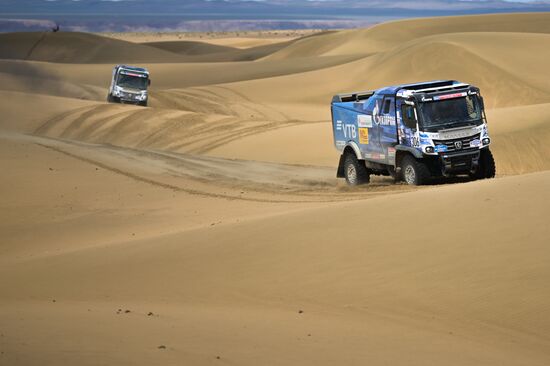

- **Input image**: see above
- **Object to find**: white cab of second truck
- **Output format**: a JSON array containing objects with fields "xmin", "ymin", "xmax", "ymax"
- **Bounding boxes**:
[{"xmin": 107, "ymin": 65, "xmax": 151, "ymax": 107}]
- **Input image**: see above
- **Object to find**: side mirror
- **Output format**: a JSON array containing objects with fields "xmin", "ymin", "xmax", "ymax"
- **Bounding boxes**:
[{"xmin": 148, "ymin": 79, "xmax": 151, "ymax": 86}]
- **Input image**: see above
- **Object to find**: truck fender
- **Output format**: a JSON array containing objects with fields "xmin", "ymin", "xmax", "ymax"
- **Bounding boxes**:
[
  {"xmin": 345, "ymin": 141, "xmax": 362, "ymax": 160},
  {"xmin": 394, "ymin": 145, "xmax": 424, "ymax": 176},
  {"xmin": 337, "ymin": 142, "xmax": 362, "ymax": 178},
  {"xmin": 395, "ymin": 145, "xmax": 423, "ymax": 159}
]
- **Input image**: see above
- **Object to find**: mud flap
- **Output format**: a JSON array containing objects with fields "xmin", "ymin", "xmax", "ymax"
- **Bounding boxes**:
[{"xmin": 336, "ymin": 154, "xmax": 345, "ymax": 178}]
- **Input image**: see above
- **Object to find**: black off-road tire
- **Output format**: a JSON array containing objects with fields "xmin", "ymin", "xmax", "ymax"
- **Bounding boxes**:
[
  {"xmin": 401, "ymin": 155, "xmax": 430, "ymax": 186},
  {"xmin": 107, "ymin": 94, "xmax": 120, "ymax": 104},
  {"xmin": 472, "ymin": 148, "xmax": 496, "ymax": 180},
  {"xmin": 139, "ymin": 100, "xmax": 148, "ymax": 107},
  {"xmin": 343, "ymin": 153, "xmax": 370, "ymax": 186}
]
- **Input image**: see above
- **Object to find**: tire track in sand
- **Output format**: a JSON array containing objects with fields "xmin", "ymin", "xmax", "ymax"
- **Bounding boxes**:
[{"xmin": 32, "ymin": 136, "xmax": 414, "ymax": 204}]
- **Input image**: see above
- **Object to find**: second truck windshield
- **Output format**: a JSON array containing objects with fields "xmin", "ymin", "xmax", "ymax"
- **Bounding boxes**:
[{"xmin": 116, "ymin": 73, "xmax": 148, "ymax": 90}]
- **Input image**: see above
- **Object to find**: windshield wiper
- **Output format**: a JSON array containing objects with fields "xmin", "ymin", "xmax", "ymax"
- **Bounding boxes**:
[
  {"xmin": 440, "ymin": 120, "xmax": 476, "ymax": 129},
  {"xmin": 421, "ymin": 121, "xmax": 467, "ymax": 131}
]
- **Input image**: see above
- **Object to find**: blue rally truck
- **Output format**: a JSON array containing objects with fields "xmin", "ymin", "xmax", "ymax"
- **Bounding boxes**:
[
  {"xmin": 331, "ymin": 80, "xmax": 495, "ymax": 185},
  {"xmin": 107, "ymin": 65, "xmax": 151, "ymax": 106}
]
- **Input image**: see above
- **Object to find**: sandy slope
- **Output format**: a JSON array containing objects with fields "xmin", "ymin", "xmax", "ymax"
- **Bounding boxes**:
[
  {"xmin": 143, "ymin": 40, "xmax": 295, "ymax": 62},
  {"xmin": 264, "ymin": 12, "xmax": 550, "ymax": 60},
  {"xmin": 1, "ymin": 12, "xmax": 550, "ymax": 366},
  {"xmin": 0, "ymin": 32, "xmax": 190, "ymax": 63},
  {"xmin": 146, "ymin": 40, "xmax": 238, "ymax": 55},
  {"xmin": 0, "ymin": 31, "xmax": 308, "ymax": 64},
  {"xmin": 1, "ymin": 135, "xmax": 549, "ymax": 365}
]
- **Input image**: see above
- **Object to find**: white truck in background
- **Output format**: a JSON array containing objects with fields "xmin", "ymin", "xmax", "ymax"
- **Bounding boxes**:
[{"xmin": 107, "ymin": 65, "xmax": 150, "ymax": 107}]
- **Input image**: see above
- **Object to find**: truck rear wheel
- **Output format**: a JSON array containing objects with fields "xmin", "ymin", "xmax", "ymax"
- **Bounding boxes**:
[
  {"xmin": 344, "ymin": 153, "xmax": 370, "ymax": 186},
  {"xmin": 401, "ymin": 155, "xmax": 430, "ymax": 185},
  {"xmin": 472, "ymin": 148, "xmax": 496, "ymax": 179}
]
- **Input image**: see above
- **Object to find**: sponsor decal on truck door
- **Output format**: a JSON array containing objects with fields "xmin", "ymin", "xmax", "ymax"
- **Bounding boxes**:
[{"xmin": 359, "ymin": 128, "xmax": 369, "ymax": 144}]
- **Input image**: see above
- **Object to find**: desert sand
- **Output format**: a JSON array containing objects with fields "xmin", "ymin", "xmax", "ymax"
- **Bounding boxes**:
[{"xmin": 1, "ymin": 12, "xmax": 550, "ymax": 366}]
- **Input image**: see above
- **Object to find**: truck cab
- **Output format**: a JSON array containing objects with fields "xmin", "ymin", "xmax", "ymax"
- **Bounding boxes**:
[
  {"xmin": 331, "ymin": 80, "xmax": 495, "ymax": 185},
  {"xmin": 107, "ymin": 65, "xmax": 151, "ymax": 107}
]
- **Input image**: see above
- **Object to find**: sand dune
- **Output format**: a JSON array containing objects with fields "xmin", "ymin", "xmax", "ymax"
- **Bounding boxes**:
[
  {"xmin": 265, "ymin": 12, "xmax": 550, "ymax": 60},
  {"xmin": 0, "ymin": 60, "xmax": 105, "ymax": 101},
  {"xmin": 232, "ymin": 31, "xmax": 550, "ymax": 109},
  {"xmin": 0, "ymin": 90, "xmax": 98, "ymax": 133},
  {"xmin": 145, "ymin": 39, "xmax": 294, "ymax": 62},
  {"xmin": 0, "ymin": 54, "xmax": 364, "ymax": 96},
  {"xmin": 146, "ymin": 40, "xmax": 238, "ymax": 55},
  {"xmin": 0, "ymin": 31, "xmax": 300, "ymax": 65},
  {"xmin": 1, "ymin": 133, "xmax": 549, "ymax": 365},
  {"xmin": 361, "ymin": 33, "xmax": 550, "ymax": 108},
  {"xmin": 0, "ymin": 32, "xmax": 186, "ymax": 63},
  {"xmin": 1, "ymin": 12, "xmax": 550, "ymax": 366}
]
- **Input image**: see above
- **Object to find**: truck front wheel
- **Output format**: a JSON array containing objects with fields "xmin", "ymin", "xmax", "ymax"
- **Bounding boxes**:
[
  {"xmin": 107, "ymin": 94, "xmax": 119, "ymax": 104},
  {"xmin": 344, "ymin": 153, "xmax": 370, "ymax": 186},
  {"xmin": 401, "ymin": 155, "xmax": 430, "ymax": 185},
  {"xmin": 472, "ymin": 148, "xmax": 496, "ymax": 179}
]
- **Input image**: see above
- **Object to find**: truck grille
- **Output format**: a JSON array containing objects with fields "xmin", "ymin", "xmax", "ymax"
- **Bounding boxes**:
[
  {"xmin": 120, "ymin": 92, "xmax": 139, "ymax": 100},
  {"xmin": 433, "ymin": 133, "xmax": 480, "ymax": 153}
]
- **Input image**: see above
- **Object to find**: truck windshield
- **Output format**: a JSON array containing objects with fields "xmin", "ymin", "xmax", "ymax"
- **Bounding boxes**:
[
  {"xmin": 117, "ymin": 74, "xmax": 148, "ymax": 90},
  {"xmin": 419, "ymin": 95, "xmax": 481, "ymax": 130}
]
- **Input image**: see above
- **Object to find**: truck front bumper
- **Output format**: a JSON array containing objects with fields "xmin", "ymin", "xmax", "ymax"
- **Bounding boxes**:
[
  {"xmin": 439, "ymin": 149, "xmax": 480, "ymax": 175},
  {"xmin": 119, "ymin": 92, "xmax": 146, "ymax": 104}
]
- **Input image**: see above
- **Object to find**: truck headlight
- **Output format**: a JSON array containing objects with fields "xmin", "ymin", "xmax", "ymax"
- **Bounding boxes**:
[
  {"xmin": 482, "ymin": 138, "xmax": 490, "ymax": 145},
  {"xmin": 425, "ymin": 146, "xmax": 435, "ymax": 154}
]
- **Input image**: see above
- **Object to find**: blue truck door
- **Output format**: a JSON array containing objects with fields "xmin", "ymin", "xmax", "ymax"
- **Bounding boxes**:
[
  {"xmin": 367, "ymin": 95, "xmax": 395, "ymax": 160},
  {"xmin": 396, "ymin": 97, "xmax": 418, "ymax": 148},
  {"xmin": 363, "ymin": 95, "xmax": 384, "ymax": 159},
  {"xmin": 378, "ymin": 96, "xmax": 397, "ymax": 161}
]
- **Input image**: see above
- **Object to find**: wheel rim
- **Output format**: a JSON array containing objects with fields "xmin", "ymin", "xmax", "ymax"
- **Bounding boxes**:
[
  {"xmin": 346, "ymin": 164, "xmax": 357, "ymax": 184},
  {"xmin": 404, "ymin": 165, "xmax": 416, "ymax": 185}
]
